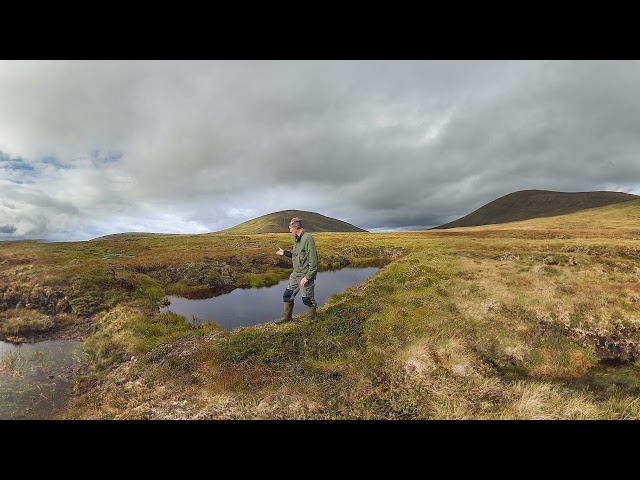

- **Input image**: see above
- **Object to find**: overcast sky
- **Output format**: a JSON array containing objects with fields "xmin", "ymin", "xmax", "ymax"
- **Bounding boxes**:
[{"xmin": 1, "ymin": 60, "xmax": 639, "ymax": 242}]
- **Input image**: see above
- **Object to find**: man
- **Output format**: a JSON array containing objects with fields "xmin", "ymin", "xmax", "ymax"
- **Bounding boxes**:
[{"xmin": 274, "ymin": 217, "xmax": 318, "ymax": 324}]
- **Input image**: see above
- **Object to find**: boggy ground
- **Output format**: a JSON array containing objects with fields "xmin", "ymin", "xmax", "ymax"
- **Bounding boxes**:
[
  {"xmin": 2, "ymin": 319, "xmax": 95, "ymax": 344},
  {"xmin": 2, "ymin": 212, "xmax": 640, "ymax": 419}
]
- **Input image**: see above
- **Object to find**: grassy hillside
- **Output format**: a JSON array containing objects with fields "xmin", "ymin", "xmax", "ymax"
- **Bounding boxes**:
[
  {"xmin": 217, "ymin": 209, "xmax": 367, "ymax": 234},
  {"xmin": 2, "ymin": 200, "xmax": 640, "ymax": 419},
  {"xmin": 464, "ymin": 198, "xmax": 640, "ymax": 231},
  {"xmin": 434, "ymin": 190, "xmax": 640, "ymax": 229}
]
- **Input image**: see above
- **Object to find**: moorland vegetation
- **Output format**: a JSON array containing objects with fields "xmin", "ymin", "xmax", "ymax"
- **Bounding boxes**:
[{"xmin": 1, "ymin": 193, "xmax": 639, "ymax": 419}]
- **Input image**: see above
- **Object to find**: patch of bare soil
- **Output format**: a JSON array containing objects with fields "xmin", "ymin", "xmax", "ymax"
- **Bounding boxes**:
[{"xmin": 1, "ymin": 317, "xmax": 95, "ymax": 344}]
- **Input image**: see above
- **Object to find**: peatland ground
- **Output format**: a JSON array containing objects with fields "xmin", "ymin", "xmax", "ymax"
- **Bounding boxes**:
[{"xmin": 1, "ymin": 200, "xmax": 640, "ymax": 419}]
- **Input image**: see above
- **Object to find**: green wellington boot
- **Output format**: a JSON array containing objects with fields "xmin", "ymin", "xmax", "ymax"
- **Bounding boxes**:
[
  {"xmin": 305, "ymin": 306, "xmax": 317, "ymax": 321},
  {"xmin": 274, "ymin": 302, "xmax": 294, "ymax": 325}
]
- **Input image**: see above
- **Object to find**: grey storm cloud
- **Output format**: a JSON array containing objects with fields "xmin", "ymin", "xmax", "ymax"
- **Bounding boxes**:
[{"xmin": 0, "ymin": 60, "xmax": 639, "ymax": 241}]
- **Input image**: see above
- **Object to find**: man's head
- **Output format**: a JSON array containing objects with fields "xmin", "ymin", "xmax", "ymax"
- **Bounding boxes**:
[{"xmin": 288, "ymin": 217, "xmax": 303, "ymax": 233}]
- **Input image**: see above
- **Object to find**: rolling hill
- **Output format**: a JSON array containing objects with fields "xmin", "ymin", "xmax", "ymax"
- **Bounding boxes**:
[
  {"xmin": 433, "ymin": 190, "xmax": 640, "ymax": 229},
  {"xmin": 474, "ymin": 197, "xmax": 640, "ymax": 231},
  {"xmin": 217, "ymin": 210, "xmax": 368, "ymax": 234}
]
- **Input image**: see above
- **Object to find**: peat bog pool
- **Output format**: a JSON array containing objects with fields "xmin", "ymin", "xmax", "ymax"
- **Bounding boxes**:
[
  {"xmin": 0, "ymin": 339, "xmax": 83, "ymax": 420},
  {"xmin": 161, "ymin": 266, "xmax": 379, "ymax": 330}
]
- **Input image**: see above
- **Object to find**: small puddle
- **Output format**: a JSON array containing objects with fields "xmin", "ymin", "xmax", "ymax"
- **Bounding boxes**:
[
  {"xmin": 161, "ymin": 267, "xmax": 379, "ymax": 330},
  {"xmin": 0, "ymin": 339, "xmax": 84, "ymax": 420}
]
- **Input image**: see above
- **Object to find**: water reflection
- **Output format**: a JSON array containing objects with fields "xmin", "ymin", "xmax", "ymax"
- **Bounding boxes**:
[
  {"xmin": 0, "ymin": 339, "xmax": 83, "ymax": 420},
  {"xmin": 161, "ymin": 267, "xmax": 379, "ymax": 330}
]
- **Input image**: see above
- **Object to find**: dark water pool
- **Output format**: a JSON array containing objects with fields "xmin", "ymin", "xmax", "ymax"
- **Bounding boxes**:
[
  {"xmin": 161, "ymin": 267, "xmax": 379, "ymax": 330},
  {"xmin": 0, "ymin": 339, "xmax": 83, "ymax": 420}
]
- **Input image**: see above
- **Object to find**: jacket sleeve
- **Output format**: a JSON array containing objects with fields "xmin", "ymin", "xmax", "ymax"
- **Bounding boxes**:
[
  {"xmin": 306, "ymin": 235, "xmax": 318, "ymax": 280},
  {"xmin": 283, "ymin": 250, "xmax": 292, "ymax": 258}
]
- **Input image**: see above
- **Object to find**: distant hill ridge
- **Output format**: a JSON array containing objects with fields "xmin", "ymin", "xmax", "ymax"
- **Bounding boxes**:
[
  {"xmin": 434, "ymin": 190, "xmax": 640, "ymax": 229},
  {"xmin": 218, "ymin": 210, "xmax": 368, "ymax": 234},
  {"xmin": 94, "ymin": 190, "xmax": 638, "ymax": 240}
]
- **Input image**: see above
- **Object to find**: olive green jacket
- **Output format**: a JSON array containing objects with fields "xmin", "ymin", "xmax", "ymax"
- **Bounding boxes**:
[{"xmin": 283, "ymin": 231, "xmax": 318, "ymax": 280}]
